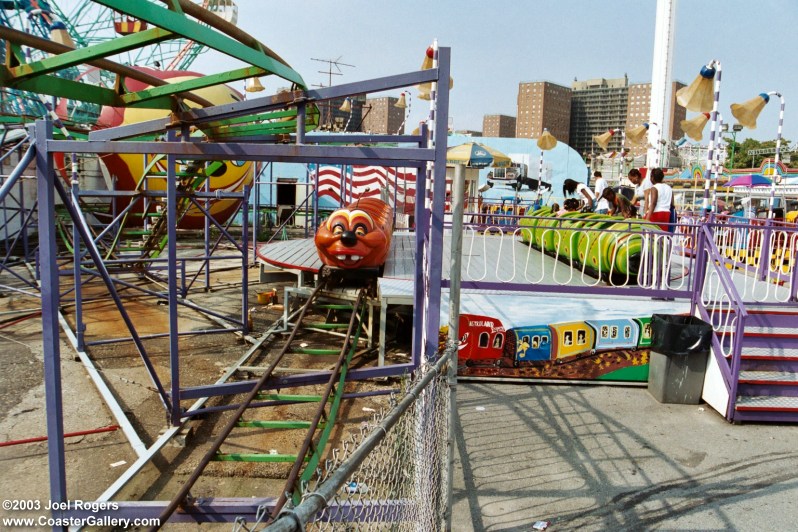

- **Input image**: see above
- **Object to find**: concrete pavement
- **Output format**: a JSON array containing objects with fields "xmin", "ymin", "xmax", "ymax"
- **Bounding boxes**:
[{"xmin": 451, "ymin": 381, "xmax": 798, "ymax": 531}]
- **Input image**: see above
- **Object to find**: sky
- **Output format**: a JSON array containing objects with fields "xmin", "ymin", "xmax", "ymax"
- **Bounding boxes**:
[
  {"xmin": 185, "ymin": 0, "xmax": 796, "ymax": 146},
  {"xmin": 44, "ymin": 0, "xmax": 797, "ymax": 146}
]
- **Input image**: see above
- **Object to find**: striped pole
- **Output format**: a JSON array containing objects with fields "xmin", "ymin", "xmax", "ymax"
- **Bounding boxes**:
[
  {"xmin": 537, "ymin": 150, "xmax": 543, "ymax": 200},
  {"xmin": 710, "ymin": 113, "xmax": 724, "ymax": 213},
  {"xmin": 767, "ymin": 91, "xmax": 784, "ymax": 219},
  {"xmin": 702, "ymin": 60, "xmax": 721, "ymax": 215}
]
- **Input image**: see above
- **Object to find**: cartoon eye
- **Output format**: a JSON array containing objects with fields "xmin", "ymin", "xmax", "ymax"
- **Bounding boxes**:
[
  {"xmin": 353, "ymin": 223, "xmax": 368, "ymax": 236},
  {"xmin": 332, "ymin": 222, "xmax": 346, "ymax": 235}
]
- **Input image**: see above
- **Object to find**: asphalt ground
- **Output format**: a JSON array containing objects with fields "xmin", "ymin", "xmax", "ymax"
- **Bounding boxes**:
[{"xmin": 451, "ymin": 381, "xmax": 798, "ymax": 531}]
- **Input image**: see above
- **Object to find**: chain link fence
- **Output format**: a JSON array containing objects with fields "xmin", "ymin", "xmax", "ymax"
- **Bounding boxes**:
[{"xmin": 250, "ymin": 346, "xmax": 455, "ymax": 532}]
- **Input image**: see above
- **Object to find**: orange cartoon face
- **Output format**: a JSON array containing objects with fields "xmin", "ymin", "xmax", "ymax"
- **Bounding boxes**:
[{"xmin": 314, "ymin": 207, "xmax": 390, "ymax": 269}]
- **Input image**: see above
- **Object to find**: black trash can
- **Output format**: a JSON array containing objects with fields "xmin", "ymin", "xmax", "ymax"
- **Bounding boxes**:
[{"xmin": 648, "ymin": 314, "xmax": 713, "ymax": 404}]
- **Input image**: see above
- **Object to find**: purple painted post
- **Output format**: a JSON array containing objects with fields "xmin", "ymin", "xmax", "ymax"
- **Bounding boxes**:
[
  {"xmin": 412, "ymin": 124, "xmax": 429, "ymax": 369},
  {"xmin": 423, "ymin": 46, "xmax": 452, "ymax": 361},
  {"xmin": 71, "ymin": 180, "xmax": 85, "ymax": 351},
  {"xmin": 252, "ymin": 163, "xmax": 259, "ymax": 263},
  {"xmin": 312, "ymin": 163, "xmax": 319, "ymax": 231},
  {"xmin": 166, "ymin": 132, "xmax": 181, "ymax": 426},
  {"xmin": 241, "ymin": 185, "xmax": 250, "ymax": 335},
  {"xmin": 702, "ymin": 61, "xmax": 722, "ymax": 215},
  {"xmin": 35, "ymin": 120, "xmax": 68, "ymax": 515},
  {"xmin": 204, "ymin": 169, "xmax": 211, "ymax": 289}
]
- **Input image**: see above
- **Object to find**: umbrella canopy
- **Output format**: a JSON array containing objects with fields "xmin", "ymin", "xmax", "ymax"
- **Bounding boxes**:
[
  {"xmin": 446, "ymin": 142, "xmax": 511, "ymax": 169},
  {"xmin": 536, "ymin": 129, "xmax": 558, "ymax": 150},
  {"xmin": 726, "ymin": 174, "xmax": 773, "ymax": 187}
]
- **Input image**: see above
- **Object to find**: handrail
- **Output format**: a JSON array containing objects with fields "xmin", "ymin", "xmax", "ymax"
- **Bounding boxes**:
[{"xmin": 695, "ymin": 223, "xmax": 749, "ymax": 415}]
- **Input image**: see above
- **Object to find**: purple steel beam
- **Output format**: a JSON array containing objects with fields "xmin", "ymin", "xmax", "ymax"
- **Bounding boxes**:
[
  {"xmin": 177, "ymin": 362, "xmax": 416, "ymax": 401},
  {"xmin": 423, "ymin": 46, "xmax": 451, "ymax": 361},
  {"xmin": 0, "ymin": 144, "xmax": 34, "ymax": 204},
  {"xmin": 48, "ymin": 139, "xmax": 434, "ymax": 167},
  {"xmin": 85, "ymin": 327, "xmax": 235, "ymax": 347},
  {"xmin": 72, "ymin": 181, "xmax": 86, "ymax": 351},
  {"xmin": 35, "ymin": 120, "xmax": 68, "ymax": 512},
  {"xmin": 412, "ymin": 123, "xmax": 429, "ymax": 368},
  {"xmin": 87, "ymin": 69, "xmax": 439, "ymax": 141},
  {"xmin": 166, "ymin": 133, "xmax": 181, "ymax": 426},
  {"xmin": 444, "ymin": 281, "xmax": 689, "ymax": 299},
  {"xmin": 182, "ymin": 388, "xmax": 397, "ymax": 418},
  {"xmin": 241, "ymin": 186, "xmax": 250, "ymax": 335}
]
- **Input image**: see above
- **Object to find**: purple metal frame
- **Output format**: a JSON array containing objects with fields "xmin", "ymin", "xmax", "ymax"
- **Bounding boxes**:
[{"xmin": 29, "ymin": 53, "xmax": 451, "ymax": 526}]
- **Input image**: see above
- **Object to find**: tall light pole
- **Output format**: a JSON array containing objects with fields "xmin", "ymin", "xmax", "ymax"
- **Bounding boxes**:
[{"xmin": 722, "ymin": 122, "xmax": 743, "ymax": 169}]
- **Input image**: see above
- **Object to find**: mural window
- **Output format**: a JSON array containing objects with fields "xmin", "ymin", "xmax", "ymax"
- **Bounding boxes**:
[
  {"xmin": 541, "ymin": 335, "xmax": 549, "ymax": 345},
  {"xmin": 522, "ymin": 335, "xmax": 530, "ymax": 346},
  {"xmin": 601, "ymin": 325, "xmax": 609, "ymax": 338},
  {"xmin": 493, "ymin": 333, "xmax": 504, "ymax": 349},
  {"xmin": 564, "ymin": 331, "xmax": 573, "ymax": 346},
  {"xmin": 611, "ymin": 326, "xmax": 618, "ymax": 338},
  {"xmin": 577, "ymin": 330, "xmax": 586, "ymax": 345},
  {"xmin": 531, "ymin": 336, "xmax": 540, "ymax": 349},
  {"xmin": 624, "ymin": 326, "xmax": 631, "ymax": 339},
  {"xmin": 478, "ymin": 332, "xmax": 489, "ymax": 348}
]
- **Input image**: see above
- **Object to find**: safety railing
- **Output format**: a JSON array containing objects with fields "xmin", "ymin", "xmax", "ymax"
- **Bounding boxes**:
[
  {"xmin": 710, "ymin": 216, "xmax": 798, "ymax": 303},
  {"xmin": 456, "ymin": 214, "xmax": 698, "ymax": 296},
  {"xmin": 693, "ymin": 223, "xmax": 749, "ymax": 415}
]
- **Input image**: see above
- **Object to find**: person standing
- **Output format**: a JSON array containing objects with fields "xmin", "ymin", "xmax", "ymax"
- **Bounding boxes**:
[
  {"xmin": 593, "ymin": 170, "xmax": 609, "ymax": 214},
  {"xmin": 644, "ymin": 168, "xmax": 673, "ymax": 231},
  {"xmin": 628, "ymin": 168, "xmax": 652, "ymax": 217},
  {"xmin": 562, "ymin": 178, "xmax": 595, "ymax": 211}
]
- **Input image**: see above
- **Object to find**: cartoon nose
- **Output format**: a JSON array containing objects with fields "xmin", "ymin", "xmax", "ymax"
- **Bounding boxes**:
[{"xmin": 340, "ymin": 230, "xmax": 358, "ymax": 247}]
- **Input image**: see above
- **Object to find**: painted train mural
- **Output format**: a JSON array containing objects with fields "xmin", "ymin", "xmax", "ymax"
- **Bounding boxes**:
[{"xmin": 456, "ymin": 312, "xmax": 655, "ymax": 382}]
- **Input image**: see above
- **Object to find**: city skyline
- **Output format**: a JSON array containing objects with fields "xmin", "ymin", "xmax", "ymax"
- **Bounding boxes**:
[{"xmin": 195, "ymin": 0, "xmax": 797, "ymax": 145}]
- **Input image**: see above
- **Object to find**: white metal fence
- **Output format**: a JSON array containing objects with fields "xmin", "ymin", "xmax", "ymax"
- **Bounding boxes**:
[{"xmin": 459, "ymin": 223, "xmax": 696, "ymax": 291}]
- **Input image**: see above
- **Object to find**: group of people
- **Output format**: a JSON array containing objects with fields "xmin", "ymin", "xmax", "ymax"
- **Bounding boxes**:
[{"xmin": 560, "ymin": 168, "xmax": 674, "ymax": 231}]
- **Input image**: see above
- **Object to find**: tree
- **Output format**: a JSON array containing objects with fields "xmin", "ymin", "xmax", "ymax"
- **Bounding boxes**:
[{"xmin": 722, "ymin": 137, "xmax": 792, "ymax": 170}]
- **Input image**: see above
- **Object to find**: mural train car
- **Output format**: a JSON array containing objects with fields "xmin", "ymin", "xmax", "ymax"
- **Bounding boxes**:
[{"xmin": 458, "ymin": 313, "xmax": 652, "ymax": 370}]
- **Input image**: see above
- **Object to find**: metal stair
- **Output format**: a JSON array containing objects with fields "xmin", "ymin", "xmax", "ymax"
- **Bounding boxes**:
[{"xmin": 727, "ymin": 305, "xmax": 798, "ymax": 423}]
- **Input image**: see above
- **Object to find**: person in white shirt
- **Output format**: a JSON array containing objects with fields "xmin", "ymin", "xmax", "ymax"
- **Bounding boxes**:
[
  {"xmin": 563, "ymin": 178, "xmax": 595, "ymax": 211},
  {"xmin": 628, "ymin": 168, "xmax": 652, "ymax": 216},
  {"xmin": 593, "ymin": 171, "xmax": 609, "ymax": 214},
  {"xmin": 644, "ymin": 168, "xmax": 673, "ymax": 231}
]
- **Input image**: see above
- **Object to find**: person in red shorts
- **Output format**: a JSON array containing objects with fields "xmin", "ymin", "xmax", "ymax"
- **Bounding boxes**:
[{"xmin": 644, "ymin": 168, "xmax": 673, "ymax": 231}]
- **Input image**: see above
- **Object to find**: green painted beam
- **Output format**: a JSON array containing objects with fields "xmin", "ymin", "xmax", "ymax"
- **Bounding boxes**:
[
  {"xmin": 236, "ymin": 420, "xmax": 323, "ymax": 429},
  {"xmin": 94, "ymin": 0, "xmax": 306, "ymax": 87},
  {"xmin": 120, "ymin": 65, "xmax": 268, "ymax": 106},
  {"xmin": 291, "ymin": 348, "xmax": 341, "ymax": 356},
  {"xmin": 256, "ymin": 393, "xmax": 325, "ymax": 402},
  {"xmin": 8, "ymin": 27, "xmax": 175, "ymax": 82},
  {"xmin": 205, "ymin": 120, "xmax": 300, "ymax": 138},
  {"xmin": 213, "ymin": 453, "xmax": 307, "ymax": 463},
  {"xmin": 8, "ymin": 76, "xmax": 127, "ymax": 107},
  {"xmin": 306, "ymin": 323, "xmax": 350, "ymax": 330}
]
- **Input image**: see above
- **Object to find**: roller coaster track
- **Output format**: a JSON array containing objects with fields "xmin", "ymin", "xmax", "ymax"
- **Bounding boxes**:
[{"xmin": 154, "ymin": 270, "xmax": 371, "ymax": 528}]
